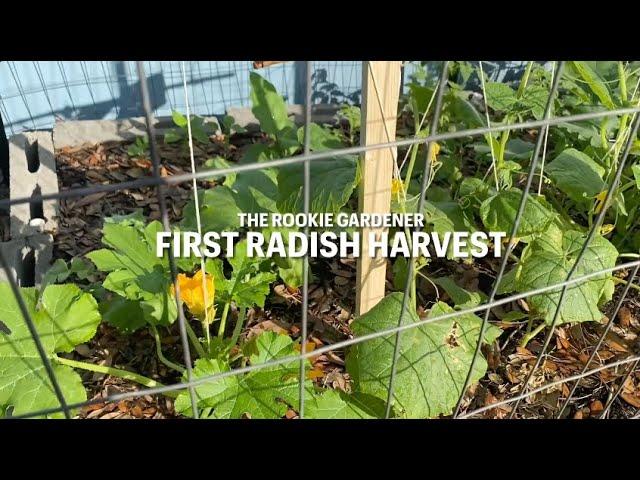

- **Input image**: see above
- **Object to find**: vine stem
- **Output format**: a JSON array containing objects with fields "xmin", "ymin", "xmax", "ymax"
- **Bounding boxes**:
[
  {"xmin": 150, "ymin": 325, "xmax": 186, "ymax": 374},
  {"xmin": 184, "ymin": 321, "xmax": 207, "ymax": 358},
  {"xmin": 611, "ymin": 276, "xmax": 640, "ymax": 292},
  {"xmin": 217, "ymin": 302, "xmax": 231, "ymax": 338},
  {"xmin": 519, "ymin": 321, "xmax": 547, "ymax": 348},
  {"xmin": 54, "ymin": 356, "xmax": 178, "ymax": 398}
]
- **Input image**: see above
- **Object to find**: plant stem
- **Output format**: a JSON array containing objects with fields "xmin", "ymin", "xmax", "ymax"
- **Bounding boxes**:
[
  {"xmin": 54, "ymin": 356, "xmax": 177, "ymax": 398},
  {"xmin": 612, "ymin": 276, "xmax": 640, "ymax": 292},
  {"xmin": 519, "ymin": 321, "xmax": 547, "ymax": 348},
  {"xmin": 403, "ymin": 143, "xmax": 421, "ymax": 193},
  {"xmin": 217, "ymin": 302, "xmax": 231, "ymax": 338},
  {"xmin": 184, "ymin": 321, "xmax": 207, "ymax": 358},
  {"xmin": 225, "ymin": 307, "xmax": 246, "ymax": 355},
  {"xmin": 150, "ymin": 325, "xmax": 186, "ymax": 374}
]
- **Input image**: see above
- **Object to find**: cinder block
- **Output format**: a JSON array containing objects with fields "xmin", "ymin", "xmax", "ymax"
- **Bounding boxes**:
[
  {"xmin": 227, "ymin": 104, "xmax": 341, "ymax": 132},
  {"xmin": 52, "ymin": 116, "xmax": 221, "ymax": 149},
  {"xmin": 0, "ymin": 233, "xmax": 53, "ymax": 287},
  {"xmin": 8, "ymin": 132, "xmax": 59, "ymax": 238}
]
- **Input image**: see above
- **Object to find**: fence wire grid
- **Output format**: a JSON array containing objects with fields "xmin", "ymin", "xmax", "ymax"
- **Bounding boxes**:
[{"xmin": 1, "ymin": 60, "xmax": 639, "ymax": 420}]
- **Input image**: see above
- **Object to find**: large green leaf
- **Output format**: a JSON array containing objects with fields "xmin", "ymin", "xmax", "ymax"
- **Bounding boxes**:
[
  {"xmin": 277, "ymin": 156, "xmax": 358, "ymax": 214},
  {"xmin": 346, "ymin": 294, "xmax": 501, "ymax": 418},
  {"xmin": 249, "ymin": 72, "xmax": 294, "ymax": 137},
  {"xmin": 515, "ymin": 230, "xmax": 618, "ymax": 325},
  {"xmin": 87, "ymin": 219, "xmax": 176, "ymax": 328},
  {"xmin": 305, "ymin": 390, "xmax": 384, "ymax": 419},
  {"xmin": 296, "ymin": 123, "xmax": 343, "ymax": 151},
  {"xmin": 484, "ymin": 82, "xmax": 517, "ymax": 111},
  {"xmin": 546, "ymin": 148, "xmax": 605, "ymax": 203},
  {"xmin": 182, "ymin": 187, "xmax": 242, "ymax": 233},
  {"xmin": 0, "ymin": 283, "xmax": 100, "ymax": 418},
  {"xmin": 519, "ymin": 84, "xmax": 549, "ymax": 120},
  {"xmin": 480, "ymin": 189, "xmax": 555, "ymax": 238},
  {"xmin": 570, "ymin": 61, "xmax": 616, "ymax": 109},
  {"xmin": 231, "ymin": 169, "xmax": 279, "ymax": 214},
  {"xmin": 206, "ymin": 240, "xmax": 276, "ymax": 309},
  {"xmin": 175, "ymin": 332, "xmax": 307, "ymax": 418}
]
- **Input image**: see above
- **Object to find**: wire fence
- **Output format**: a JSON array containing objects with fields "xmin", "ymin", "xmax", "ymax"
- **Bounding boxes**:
[{"xmin": 1, "ymin": 60, "xmax": 639, "ymax": 419}]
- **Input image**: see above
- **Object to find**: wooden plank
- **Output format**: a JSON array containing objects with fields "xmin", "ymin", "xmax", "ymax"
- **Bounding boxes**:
[
  {"xmin": 356, "ymin": 61, "xmax": 402, "ymax": 315},
  {"xmin": 252, "ymin": 61, "xmax": 288, "ymax": 69}
]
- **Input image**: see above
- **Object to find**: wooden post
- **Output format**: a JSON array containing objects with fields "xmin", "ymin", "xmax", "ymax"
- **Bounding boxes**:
[{"xmin": 356, "ymin": 61, "xmax": 402, "ymax": 315}]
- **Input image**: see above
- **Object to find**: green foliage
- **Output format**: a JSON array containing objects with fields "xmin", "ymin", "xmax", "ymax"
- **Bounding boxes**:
[
  {"xmin": 0, "ymin": 283, "xmax": 101, "ymax": 417},
  {"xmin": 514, "ymin": 229, "xmax": 618, "ymax": 325},
  {"xmin": 181, "ymin": 187, "xmax": 243, "ymax": 233},
  {"xmin": 127, "ymin": 135, "xmax": 149, "ymax": 158},
  {"xmin": 546, "ymin": 148, "xmax": 605, "ymax": 203},
  {"xmin": 207, "ymin": 240, "xmax": 276, "ymax": 309},
  {"xmin": 346, "ymin": 293, "xmax": 501, "ymax": 418},
  {"xmin": 480, "ymin": 189, "xmax": 555, "ymax": 238},
  {"xmin": 87, "ymin": 218, "xmax": 176, "ymax": 331},
  {"xmin": 165, "ymin": 110, "xmax": 217, "ymax": 145},
  {"xmin": 277, "ymin": 156, "xmax": 359, "ymax": 215}
]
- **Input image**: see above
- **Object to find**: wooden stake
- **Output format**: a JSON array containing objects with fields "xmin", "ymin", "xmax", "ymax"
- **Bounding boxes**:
[{"xmin": 356, "ymin": 61, "xmax": 402, "ymax": 315}]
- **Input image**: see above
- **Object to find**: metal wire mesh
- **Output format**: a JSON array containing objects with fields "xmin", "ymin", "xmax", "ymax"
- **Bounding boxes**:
[{"xmin": 1, "ymin": 60, "xmax": 639, "ymax": 419}]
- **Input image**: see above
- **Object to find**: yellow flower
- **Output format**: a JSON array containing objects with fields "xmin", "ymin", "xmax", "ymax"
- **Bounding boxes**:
[
  {"xmin": 600, "ymin": 224, "xmax": 615, "ymax": 235},
  {"xmin": 171, "ymin": 269, "xmax": 215, "ymax": 322},
  {"xmin": 429, "ymin": 142, "xmax": 441, "ymax": 163},
  {"xmin": 391, "ymin": 178, "xmax": 404, "ymax": 196},
  {"xmin": 594, "ymin": 190, "xmax": 608, "ymax": 214}
]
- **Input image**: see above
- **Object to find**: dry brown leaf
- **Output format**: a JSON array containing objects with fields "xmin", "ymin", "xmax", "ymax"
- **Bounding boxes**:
[
  {"xmin": 620, "ymin": 392, "xmax": 640, "ymax": 408},
  {"xmin": 618, "ymin": 306, "xmax": 633, "ymax": 328}
]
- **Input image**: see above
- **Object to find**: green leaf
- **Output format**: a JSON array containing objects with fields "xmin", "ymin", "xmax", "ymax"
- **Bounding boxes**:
[
  {"xmin": 518, "ymin": 84, "xmax": 549, "ymax": 119},
  {"xmin": 231, "ymin": 169, "xmax": 279, "ymax": 214},
  {"xmin": 484, "ymin": 82, "xmax": 517, "ymax": 111},
  {"xmin": 546, "ymin": 148, "xmax": 605, "ymax": 203},
  {"xmin": 570, "ymin": 61, "xmax": 616, "ymax": 109},
  {"xmin": 346, "ymin": 293, "xmax": 500, "ymax": 418},
  {"xmin": 0, "ymin": 283, "xmax": 100, "ymax": 417},
  {"xmin": 446, "ymin": 90, "xmax": 485, "ymax": 128},
  {"xmin": 181, "ymin": 187, "xmax": 242, "ymax": 233},
  {"xmin": 431, "ymin": 277, "xmax": 484, "ymax": 308},
  {"xmin": 516, "ymin": 230, "xmax": 618, "ymax": 325},
  {"xmin": 473, "ymin": 138, "xmax": 534, "ymax": 161},
  {"xmin": 423, "ymin": 201, "xmax": 479, "ymax": 260},
  {"xmin": 277, "ymin": 156, "xmax": 358, "ymax": 215},
  {"xmin": 631, "ymin": 164, "xmax": 640, "ymax": 189},
  {"xmin": 203, "ymin": 157, "xmax": 236, "ymax": 187},
  {"xmin": 208, "ymin": 240, "xmax": 276, "ymax": 309},
  {"xmin": 296, "ymin": 123, "xmax": 343, "ymax": 151},
  {"xmin": 87, "ymin": 219, "xmax": 176, "ymax": 328},
  {"xmin": 42, "ymin": 259, "xmax": 70, "ymax": 290},
  {"xmin": 249, "ymin": 72, "xmax": 294, "ymax": 137},
  {"xmin": 100, "ymin": 295, "xmax": 146, "ymax": 334},
  {"xmin": 337, "ymin": 105, "xmax": 361, "ymax": 132},
  {"xmin": 172, "ymin": 110, "xmax": 188, "ymax": 128},
  {"xmin": 409, "ymin": 84, "xmax": 435, "ymax": 114},
  {"xmin": 480, "ymin": 189, "xmax": 554, "ymax": 238},
  {"xmin": 305, "ymin": 390, "xmax": 384, "ymax": 419},
  {"xmin": 175, "ymin": 332, "xmax": 308, "ymax": 418}
]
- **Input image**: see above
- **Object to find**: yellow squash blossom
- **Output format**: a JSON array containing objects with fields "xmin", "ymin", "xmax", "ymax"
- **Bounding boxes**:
[{"xmin": 171, "ymin": 269, "xmax": 215, "ymax": 322}]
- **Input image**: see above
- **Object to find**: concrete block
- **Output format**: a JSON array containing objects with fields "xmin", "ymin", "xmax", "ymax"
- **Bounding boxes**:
[
  {"xmin": 227, "ymin": 104, "xmax": 341, "ymax": 132},
  {"xmin": 0, "ymin": 233, "xmax": 53, "ymax": 287},
  {"xmin": 8, "ymin": 132, "xmax": 59, "ymax": 238},
  {"xmin": 53, "ymin": 116, "xmax": 221, "ymax": 149}
]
